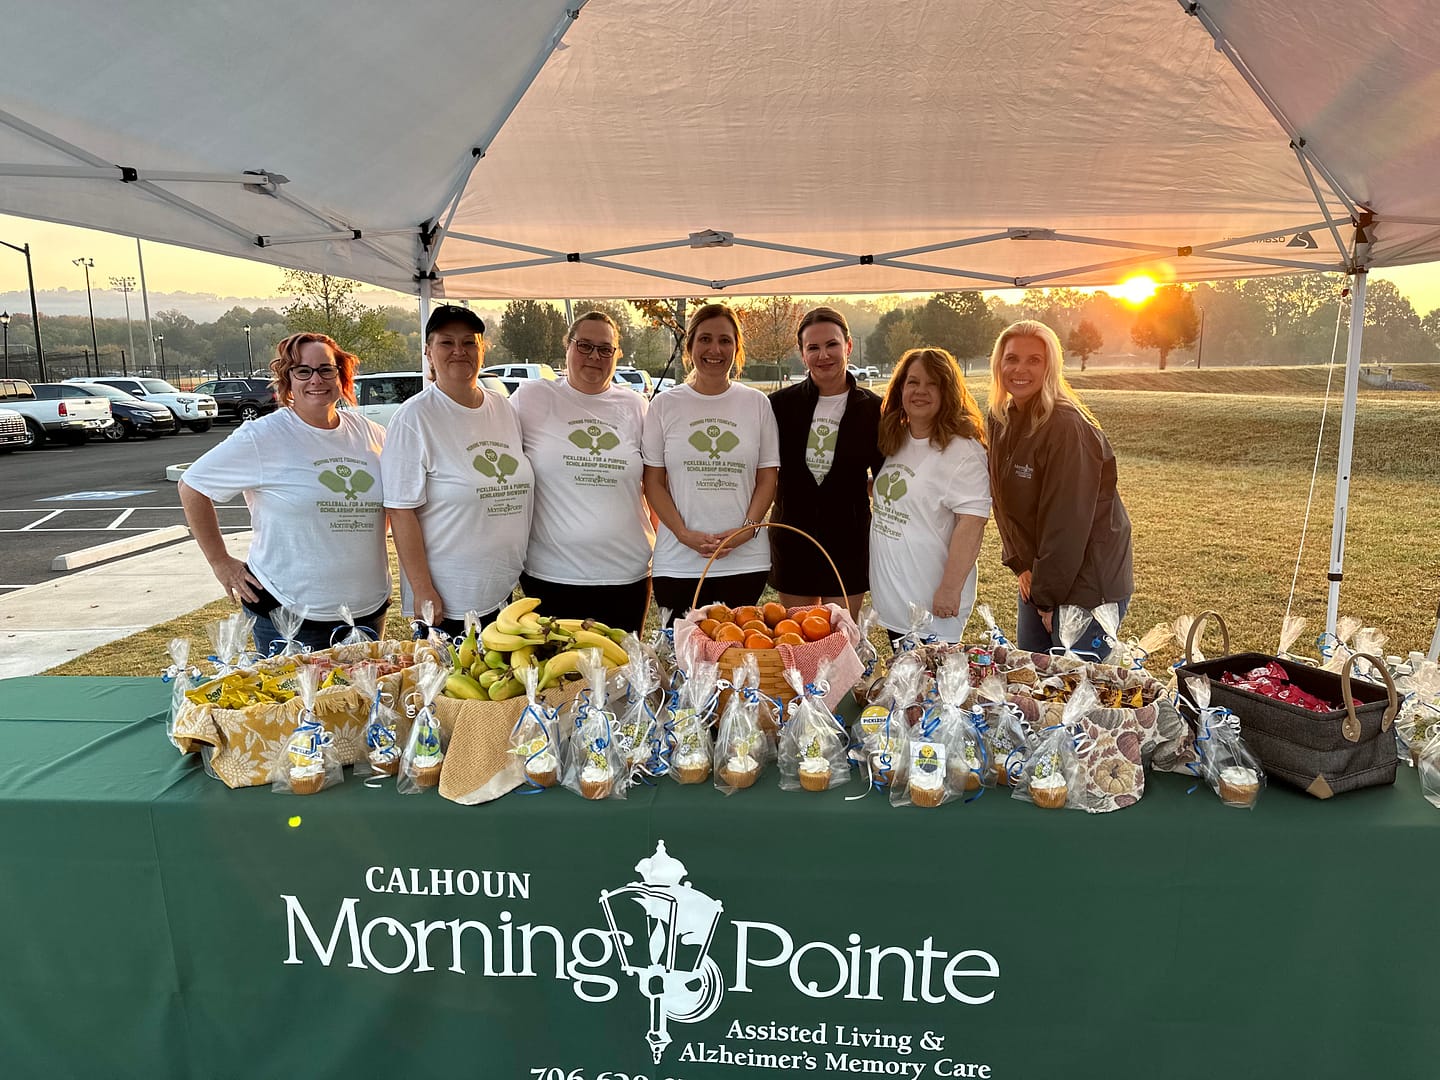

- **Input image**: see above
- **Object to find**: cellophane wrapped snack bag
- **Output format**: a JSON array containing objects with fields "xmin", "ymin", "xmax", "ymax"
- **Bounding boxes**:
[
  {"xmin": 1012, "ymin": 680, "xmax": 1090, "ymax": 810},
  {"xmin": 397, "ymin": 661, "xmax": 449, "ymax": 794},
  {"xmin": 891, "ymin": 652, "xmax": 988, "ymax": 809},
  {"xmin": 976, "ymin": 673, "xmax": 1029, "ymax": 785},
  {"xmin": 894, "ymin": 602, "xmax": 937, "ymax": 655},
  {"xmin": 975, "ymin": 604, "xmax": 1014, "ymax": 650},
  {"xmin": 331, "ymin": 602, "xmax": 378, "ymax": 648},
  {"xmin": 1053, "ymin": 605, "xmax": 1097, "ymax": 667},
  {"xmin": 269, "ymin": 605, "xmax": 307, "ymax": 657},
  {"xmin": 713, "ymin": 654, "xmax": 776, "ymax": 795},
  {"xmin": 271, "ymin": 663, "xmax": 343, "ymax": 795},
  {"xmin": 851, "ymin": 653, "xmax": 923, "ymax": 790},
  {"xmin": 509, "ymin": 665, "xmax": 562, "ymax": 791},
  {"xmin": 351, "ymin": 661, "xmax": 400, "ymax": 778},
  {"xmin": 852, "ymin": 602, "xmax": 885, "ymax": 706},
  {"xmin": 613, "ymin": 635, "xmax": 672, "ymax": 782},
  {"xmin": 163, "ymin": 637, "xmax": 201, "ymax": 750},
  {"xmin": 561, "ymin": 649, "xmax": 627, "ymax": 801},
  {"xmin": 669, "ymin": 661, "xmax": 719, "ymax": 784},
  {"xmin": 1395, "ymin": 660, "xmax": 1440, "ymax": 765},
  {"xmin": 778, "ymin": 661, "xmax": 851, "ymax": 792},
  {"xmin": 1277, "ymin": 615, "xmax": 1308, "ymax": 663},
  {"xmin": 1184, "ymin": 676, "xmax": 1265, "ymax": 809},
  {"xmin": 649, "ymin": 607, "xmax": 680, "ymax": 691}
]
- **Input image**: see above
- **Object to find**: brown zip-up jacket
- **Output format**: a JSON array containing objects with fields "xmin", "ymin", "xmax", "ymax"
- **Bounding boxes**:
[{"xmin": 986, "ymin": 400, "xmax": 1133, "ymax": 611}]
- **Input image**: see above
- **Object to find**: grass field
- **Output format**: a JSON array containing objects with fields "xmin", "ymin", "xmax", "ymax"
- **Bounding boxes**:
[{"xmin": 48, "ymin": 377, "xmax": 1440, "ymax": 677}]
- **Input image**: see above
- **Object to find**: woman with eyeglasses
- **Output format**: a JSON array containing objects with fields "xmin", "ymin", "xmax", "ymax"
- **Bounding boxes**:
[
  {"xmin": 510, "ymin": 311, "xmax": 655, "ymax": 632},
  {"xmin": 179, "ymin": 332, "xmax": 391, "ymax": 653},
  {"xmin": 381, "ymin": 305, "xmax": 534, "ymax": 638},
  {"xmin": 642, "ymin": 302, "xmax": 780, "ymax": 616}
]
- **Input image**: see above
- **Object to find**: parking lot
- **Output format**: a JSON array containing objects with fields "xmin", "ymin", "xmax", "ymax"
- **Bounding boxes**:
[{"xmin": 0, "ymin": 426, "xmax": 251, "ymax": 594}]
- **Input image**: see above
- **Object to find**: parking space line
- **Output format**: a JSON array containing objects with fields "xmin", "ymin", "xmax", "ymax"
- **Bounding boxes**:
[
  {"xmin": 107, "ymin": 509, "xmax": 137, "ymax": 530},
  {"xmin": 20, "ymin": 510, "xmax": 63, "ymax": 531}
]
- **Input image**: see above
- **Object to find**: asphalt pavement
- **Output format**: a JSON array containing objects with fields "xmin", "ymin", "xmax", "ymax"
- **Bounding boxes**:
[{"xmin": 0, "ymin": 423, "xmax": 254, "ymax": 678}]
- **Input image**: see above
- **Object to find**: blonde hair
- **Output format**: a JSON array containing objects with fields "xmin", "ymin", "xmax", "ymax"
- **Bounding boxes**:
[
  {"xmin": 878, "ymin": 347, "xmax": 986, "ymax": 456},
  {"xmin": 986, "ymin": 320, "xmax": 1097, "ymax": 434},
  {"xmin": 683, "ymin": 303, "xmax": 746, "ymax": 380}
]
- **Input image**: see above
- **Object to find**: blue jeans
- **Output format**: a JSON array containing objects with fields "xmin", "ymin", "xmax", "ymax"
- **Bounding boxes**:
[
  {"xmin": 250, "ymin": 605, "xmax": 389, "ymax": 655},
  {"xmin": 1016, "ymin": 593, "xmax": 1129, "ymax": 660}
]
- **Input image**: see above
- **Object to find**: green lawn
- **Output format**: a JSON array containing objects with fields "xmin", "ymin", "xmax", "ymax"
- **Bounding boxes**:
[{"xmin": 47, "ymin": 385, "xmax": 1439, "ymax": 677}]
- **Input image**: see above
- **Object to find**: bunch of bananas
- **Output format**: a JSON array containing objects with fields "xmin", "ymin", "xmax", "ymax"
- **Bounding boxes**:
[{"xmin": 443, "ymin": 597, "xmax": 629, "ymax": 701}]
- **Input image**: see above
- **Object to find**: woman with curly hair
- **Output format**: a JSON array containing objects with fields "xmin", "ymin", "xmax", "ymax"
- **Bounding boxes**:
[
  {"xmin": 180, "ymin": 331, "xmax": 390, "ymax": 652},
  {"xmin": 986, "ymin": 320, "xmax": 1132, "ymax": 656},
  {"xmin": 868, "ymin": 347, "xmax": 991, "ymax": 643}
]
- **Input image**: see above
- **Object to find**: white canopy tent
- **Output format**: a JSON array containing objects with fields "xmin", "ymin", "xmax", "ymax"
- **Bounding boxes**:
[{"xmin": 4, "ymin": 0, "xmax": 1438, "ymax": 633}]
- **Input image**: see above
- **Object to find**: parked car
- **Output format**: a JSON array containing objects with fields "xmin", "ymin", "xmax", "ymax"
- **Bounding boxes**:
[
  {"xmin": 66, "ymin": 376, "xmax": 218, "ymax": 432},
  {"xmin": 347, "ymin": 371, "xmax": 508, "ymax": 427},
  {"xmin": 0, "ymin": 407, "xmax": 28, "ymax": 453},
  {"xmin": 0, "ymin": 378, "xmax": 112, "ymax": 447},
  {"xmin": 848, "ymin": 364, "xmax": 881, "ymax": 381},
  {"xmin": 653, "ymin": 377, "xmax": 678, "ymax": 393},
  {"xmin": 192, "ymin": 377, "xmax": 280, "ymax": 423},
  {"xmin": 481, "ymin": 363, "xmax": 558, "ymax": 396},
  {"xmin": 66, "ymin": 382, "xmax": 175, "ymax": 439},
  {"xmin": 612, "ymin": 366, "xmax": 654, "ymax": 394}
]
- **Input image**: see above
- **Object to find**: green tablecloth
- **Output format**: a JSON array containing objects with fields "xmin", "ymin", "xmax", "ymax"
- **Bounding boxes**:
[{"xmin": 1, "ymin": 675, "xmax": 1435, "ymax": 1079}]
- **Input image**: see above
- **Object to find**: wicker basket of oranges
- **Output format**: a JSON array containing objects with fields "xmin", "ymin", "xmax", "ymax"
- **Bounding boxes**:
[{"xmin": 673, "ymin": 523, "xmax": 864, "ymax": 714}]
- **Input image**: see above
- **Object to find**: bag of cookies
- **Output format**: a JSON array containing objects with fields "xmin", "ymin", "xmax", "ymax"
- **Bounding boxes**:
[
  {"xmin": 976, "ymin": 673, "xmax": 1029, "ymax": 785},
  {"xmin": 713, "ymin": 654, "xmax": 776, "ymax": 795},
  {"xmin": 669, "ymin": 660, "xmax": 719, "ymax": 784},
  {"xmin": 852, "ymin": 653, "xmax": 923, "ymax": 790},
  {"xmin": 1184, "ymin": 675, "xmax": 1265, "ymax": 809},
  {"xmin": 271, "ymin": 662, "xmax": 344, "ymax": 795},
  {"xmin": 397, "ymin": 660, "xmax": 450, "ymax": 794},
  {"xmin": 851, "ymin": 602, "xmax": 885, "ymax": 706},
  {"xmin": 351, "ymin": 660, "xmax": 400, "ymax": 779},
  {"xmin": 509, "ymin": 664, "xmax": 562, "ymax": 792},
  {"xmin": 1012, "ymin": 681, "xmax": 1087, "ymax": 810},
  {"xmin": 778, "ymin": 661, "xmax": 851, "ymax": 792},
  {"xmin": 561, "ymin": 648, "xmax": 628, "ymax": 801}
]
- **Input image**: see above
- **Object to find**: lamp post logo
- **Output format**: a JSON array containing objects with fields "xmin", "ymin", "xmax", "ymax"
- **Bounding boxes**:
[{"xmin": 598, "ymin": 840, "xmax": 724, "ymax": 1063}]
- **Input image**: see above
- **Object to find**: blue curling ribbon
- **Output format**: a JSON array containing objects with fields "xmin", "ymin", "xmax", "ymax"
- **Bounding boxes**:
[
  {"xmin": 1315, "ymin": 631, "xmax": 1342, "ymax": 661},
  {"xmin": 1128, "ymin": 644, "xmax": 1149, "ymax": 672},
  {"xmin": 329, "ymin": 621, "xmax": 380, "ymax": 647}
]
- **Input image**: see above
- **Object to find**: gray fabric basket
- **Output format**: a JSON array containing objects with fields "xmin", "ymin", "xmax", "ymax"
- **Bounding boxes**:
[{"xmin": 1174, "ymin": 613, "xmax": 1398, "ymax": 799}]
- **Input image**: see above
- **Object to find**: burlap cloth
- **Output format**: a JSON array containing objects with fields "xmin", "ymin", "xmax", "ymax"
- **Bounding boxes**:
[
  {"xmin": 436, "ymin": 679, "xmax": 588, "ymax": 805},
  {"xmin": 172, "ymin": 639, "xmax": 445, "ymax": 788}
]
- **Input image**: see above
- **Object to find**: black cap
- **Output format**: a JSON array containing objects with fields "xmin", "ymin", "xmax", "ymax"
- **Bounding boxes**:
[{"xmin": 425, "ymin": 304, "xmax": 485, "ymax": 337}]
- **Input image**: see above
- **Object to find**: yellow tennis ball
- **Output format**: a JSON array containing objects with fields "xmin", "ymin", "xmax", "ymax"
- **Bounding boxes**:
[{"xmin": 287, "ymin": 815, "xmax": 302, "ymax": 828}]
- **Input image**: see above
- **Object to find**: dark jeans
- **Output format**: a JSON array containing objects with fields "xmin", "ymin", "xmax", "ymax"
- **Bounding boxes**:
[
  {"xmin": 249, "ymin": 602, "xmax": 389, "ymax": 655},
  {"xmin": 652, "ymin": 570, "xmax": 771, "ymax": 618},
  {"xmin": 1016, "ymin": 593, "xmax": 1129, "ymax": 660},
  {"xmin": 426, "ymin": 608, "xmax": 499, "ymax": 645},
  {"xmin": 519, "ymin": 573, "xmax": 651, "ymax": 635}
]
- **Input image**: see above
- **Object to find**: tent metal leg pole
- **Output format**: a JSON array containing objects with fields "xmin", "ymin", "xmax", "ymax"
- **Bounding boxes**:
[
  {"xmin": 1325, "ymin": 270, "xmax": 1366, "ymax": 636},
  {"xmin": 419, "ymin": 277, "xmax": 432, "ymax": 346},
  {"xmin": 1429, "ymin": 596, "xmax": 1440, "ymax": 663}
]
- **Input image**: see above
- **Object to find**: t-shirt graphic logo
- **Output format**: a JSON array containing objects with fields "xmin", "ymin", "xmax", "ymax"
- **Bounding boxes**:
[
  {"xmin": 473, "ymin": 448, "xmax": 521, "ymax": 484},
  {"xmin": 808, "ymin": 423, "xmax": 837, "ymax": 455},
  {"xmin": 688, "ymin": 424, "xmax": 739, "ymax": 460},
  {"xmin": 317, "ymin": 463, "xmax": 375, "ymax": 501},
  {"xmin": 874, "ymin": 469, "xmax": 907, "ymax": 505},
  {"xmin": 568, "ymin": 423, "xmax": 621, "ymax": 457}
]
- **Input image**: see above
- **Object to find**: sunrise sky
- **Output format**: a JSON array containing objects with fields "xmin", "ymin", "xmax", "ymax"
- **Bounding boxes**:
[{"xmin": 4, "ymin": 212, "xmax": 1439, "ymax": 327}]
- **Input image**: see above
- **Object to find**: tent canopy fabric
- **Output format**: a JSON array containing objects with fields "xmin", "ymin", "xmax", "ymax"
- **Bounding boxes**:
[{"xmin": 2, "ymin": 0, "xmax": 1438, "ymax": 299}]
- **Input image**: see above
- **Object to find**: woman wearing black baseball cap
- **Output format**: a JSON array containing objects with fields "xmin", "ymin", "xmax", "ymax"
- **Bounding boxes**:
[{"xmin": 380, "ymin": 304, "xmax": 535, "ymax": 636}]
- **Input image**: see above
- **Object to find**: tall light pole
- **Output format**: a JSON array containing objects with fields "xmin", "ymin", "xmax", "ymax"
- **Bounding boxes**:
[
  {"xmin": 1, "ymin": 311, "xmax": 9, "ymax": 378},
  {"xmin": 0, "ymin": 239, "xmax": 45, "ymax": 380},
  {"xmin": 154, "ymin": 333, "xmax": 166, "ymax": 380},
  {"xmin": 73, "ymin": 257, "xmax": 98, "ymax": 376},
  {"xmin": 1195, "ymin": 303, "xmax": 1206, "ymax": 370},
  {"xmin": 110, "ymin": 275, "xmax": 137, "ymax": 377},
  {"xmin": 243, "ymin": 323, "xmax": 253, "ymax": 374}
]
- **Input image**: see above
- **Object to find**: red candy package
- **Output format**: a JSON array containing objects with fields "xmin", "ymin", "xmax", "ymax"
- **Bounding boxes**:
[{"xmin": 1220, "ymin": 662, "xmax": 1356, "ymax": 713}]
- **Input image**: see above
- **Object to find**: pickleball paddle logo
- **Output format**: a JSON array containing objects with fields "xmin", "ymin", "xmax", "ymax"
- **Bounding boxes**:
[{"xmin": 317, "ymin": 464, "xmax": 375, "ymax": 500}]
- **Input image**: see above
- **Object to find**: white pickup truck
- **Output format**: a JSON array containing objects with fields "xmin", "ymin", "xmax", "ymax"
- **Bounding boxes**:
[
  {"xmin": 0, "ymin": 377, "xmax": 113, "ymax": 448},
  {"xmin": 66, "ymin": 376, "xmax": 218, "ymax": 432}
]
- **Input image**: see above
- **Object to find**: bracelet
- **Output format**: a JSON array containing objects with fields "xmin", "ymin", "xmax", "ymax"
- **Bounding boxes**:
[{"xmin": 742, "ymin": 518, "xmax": 762, "ymax": 528}]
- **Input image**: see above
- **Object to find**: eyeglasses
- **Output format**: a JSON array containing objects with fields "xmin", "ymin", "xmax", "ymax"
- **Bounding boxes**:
[
  {"xmin": 291, "ymin": 364, "xmax": 340, "ymax": 381},
  {"xmin": 570, "ymin": 340, "xmax": 617, "ymax": 360}
]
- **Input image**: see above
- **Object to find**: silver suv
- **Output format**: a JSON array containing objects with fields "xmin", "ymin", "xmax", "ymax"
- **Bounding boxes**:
[
  {"xmin": 67, "ymin": 376, "xmax": 218, "ymax": 432},
  {"xmin": 482, "ymin": 363, "xmax": 559, "ymax": 395}
]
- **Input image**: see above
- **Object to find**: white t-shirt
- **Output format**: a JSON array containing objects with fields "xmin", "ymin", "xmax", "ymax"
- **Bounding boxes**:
[
  {"xmin": 805, "ymin": 392, "xmax": 849, "ymax": 483},
  {"xmin": 381, "ymin": 384, "xmax": 534, "ymax": 617},
  {"xmin": 182, "ymin": 408, "xmax": 390, "ymax": 620},
  {"xmin": 869, "ymin": 433, "xmax": 992, "ymax": 643},
  {"xmin": 511, "ymin": 379, "xmax": 654, "ymax": 584},
  {"xmin": 641, "ymin": 382, "xmax": 781, "ymax": 577}
]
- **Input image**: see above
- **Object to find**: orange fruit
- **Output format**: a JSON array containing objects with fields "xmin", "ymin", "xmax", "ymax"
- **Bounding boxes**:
[
  {"xmin": 773, "ymin": 618, "xmax": 802, "ymax": 638},
  {"xmin": 762, "ymin": 602, "xmax": 788, "ymax": 627},
  {"xmin": 743, "ymin": 631, "xmax": 775, "ymax": 649},
  {"xmin": 775, "ymin": 632, "xmax": 805, "ymax": 646},
  {"xmin": 734, "ymin": 605, "xmax": 762, "ymax": 626},
  {"xmin": 803, "ymin": 606, "xmax": 831, "ymax": 623},
  {"xmin": 741, "ymin": 619, "xmax": 769, "ymax": 635},
  {"xmin": 706, "ymin": 604, "xmax": 735, "ymax": 624},
  {"xmin": 698, "ymin": 618, "xmax": 720, "ymax": 640},
  {"xmin": 801, "ymin": 614, "xmax": 831, "ymax": 642},
  {"xmin": 715, "ymin": 623, "xmax": 745, "ymax": 643}
]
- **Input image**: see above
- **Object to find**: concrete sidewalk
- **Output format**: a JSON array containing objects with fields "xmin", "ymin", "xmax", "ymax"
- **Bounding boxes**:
[{"xmin": 0, "ymin": 532, "xmax": 252, "ymax": 679}]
